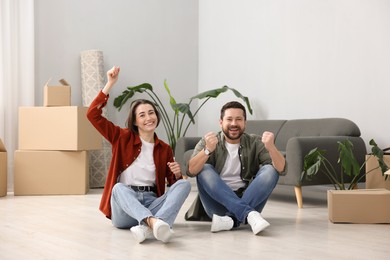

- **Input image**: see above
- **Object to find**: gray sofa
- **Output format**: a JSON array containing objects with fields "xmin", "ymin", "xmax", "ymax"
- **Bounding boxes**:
[{"xmin": 175, "ymin": 118, "xmax": 367, "ymax": 209}]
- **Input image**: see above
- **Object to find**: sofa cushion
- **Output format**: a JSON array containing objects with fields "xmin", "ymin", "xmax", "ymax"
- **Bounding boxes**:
[
  {"xmin": 275, "ymin": 118, "xmax": 361, "ymax": 150},
  {"xmin": 246, "ymin": 120, "xmax": 286, "ymax": 137}
]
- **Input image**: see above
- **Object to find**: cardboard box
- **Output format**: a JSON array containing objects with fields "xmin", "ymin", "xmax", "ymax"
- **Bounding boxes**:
[
  {"xmin": 328, "ymin": 189, "xmax": 390, "ymax": 224},
  {"xmin": 44, "ymin": 79, "xmax": 71, "ymax": 106},
  {"xmin": 14, "ymin": 150, "xmax": 89, "ymax": 195},
  {"xmin": 19, "ymin": 106, "xmax": 102, "ymax": 151},
  {"xmin": 366, "ymin": 155, "xmax": 390, "ymax": 190},
  {"xmin": 0, "ymin": 139, "xmax": 7, "ymax": 197}
]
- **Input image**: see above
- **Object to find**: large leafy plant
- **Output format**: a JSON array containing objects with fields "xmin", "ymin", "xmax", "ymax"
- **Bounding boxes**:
[
  {"xmin": 301, "ymin": 139, "xmax": 389, "ymax": 190},
  {"xmin": 113, "ymin": 80, "xmax": 252, "ymax": 151}
]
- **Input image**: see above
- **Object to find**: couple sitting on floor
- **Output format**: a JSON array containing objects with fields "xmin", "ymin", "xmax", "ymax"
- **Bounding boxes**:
[{"xmin": 87, "ymin": 66, "xmax": 286, "ymax": 243}]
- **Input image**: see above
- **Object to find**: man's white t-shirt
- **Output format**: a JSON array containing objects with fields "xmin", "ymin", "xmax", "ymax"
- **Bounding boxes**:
[{"xmin": 220, "ymin": 141, "xmax": 246, "ymax": 191}]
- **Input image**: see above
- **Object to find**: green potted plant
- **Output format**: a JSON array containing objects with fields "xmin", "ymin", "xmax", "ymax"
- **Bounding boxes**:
[
  {"xmin": 113, "ymin": 80, "xmax": 252, "ymax": 151},
  {"xmin": 301, "ymin": 139, "xmax": 390, "ymax": 190}
]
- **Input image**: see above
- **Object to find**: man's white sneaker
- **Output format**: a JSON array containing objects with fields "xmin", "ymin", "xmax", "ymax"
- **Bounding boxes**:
[
  {"xmin": 247, "ymin": 211, "xmax": 270, "ymax": 235},
  {"xmin": 130, "ymin": 225, "xmax": 153, "ymax": 243},
  {"xmin": 153, "ymin": 219, "xmax": 173, "ymax": 243},
  {"xmin": 210, "ymin": 214, "xmax": 234, "ymax": 233}
]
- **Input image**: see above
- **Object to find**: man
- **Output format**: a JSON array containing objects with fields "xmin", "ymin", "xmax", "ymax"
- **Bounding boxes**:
[{"xmin": 187, "ymin": 101, "xmax": 285, "ymax": 235}]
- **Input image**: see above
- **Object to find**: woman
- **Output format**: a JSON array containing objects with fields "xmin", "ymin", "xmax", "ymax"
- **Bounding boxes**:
[{"xmin": 87, "ymin": 66, "xmax": 191, "ymax": 243}]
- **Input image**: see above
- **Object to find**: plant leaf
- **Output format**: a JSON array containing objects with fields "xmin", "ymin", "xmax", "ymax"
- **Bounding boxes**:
[
  {"xmin": 113, "ymin": 83, "xmax": 153, "ymax": 111},
  {"xmin": 191, "ymin": 86, "xmax": 228, "ymax": 99},
  {"xmin": 369, "ymin": 139, "xmax": 390, "ymax": 177},
  {"xmin": 227, "ymin": 87, "xmax": 253, "ymax": 114},
  {"xmin": 301, "ymin": 148, "xmax": 325, "ymax": 181},
  {"xmin": 338, "ymin": 140, "xmax": 360, "ymax": 177},
  {"xmin": 113, "ymin": 89, "xmax": 131, "ymax": 110},
  {"xmin": 190, "ymin": 86, "xmax": 253, "ymax": 114},
  {"xmin": 173, "ymin": 103, "xmax": 195, "ymax": 124},
  {"xmin": 164, "ymin": 80, "xmax": 178, "ymax": 114}
]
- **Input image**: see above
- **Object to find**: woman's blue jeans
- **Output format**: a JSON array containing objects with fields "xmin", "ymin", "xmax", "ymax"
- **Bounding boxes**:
[
  {"xmin": 196, "ymin": 164, "xmax": 279, "ymax": 225},
  {"xmin": 110, "ymin": 179, "xmax": 191, "ymax": 229}
]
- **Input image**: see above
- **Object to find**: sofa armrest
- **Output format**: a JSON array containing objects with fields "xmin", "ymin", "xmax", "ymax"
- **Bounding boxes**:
[
  {"xmin": 281, "ymin": 136, "xmax": 367, "ymax": 186},
  {"xmin": 175, "ymin": 137, "xmax": 202, "ymax": 175}
]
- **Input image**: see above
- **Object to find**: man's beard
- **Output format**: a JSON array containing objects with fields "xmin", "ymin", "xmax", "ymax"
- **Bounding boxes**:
[{"xmin": 222, "ymin": 126, "xmax": 243, "ymax": 141}]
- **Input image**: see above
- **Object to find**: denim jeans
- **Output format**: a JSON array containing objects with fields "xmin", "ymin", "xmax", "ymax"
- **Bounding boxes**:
[
  {"xmin": 110, "ymin": 179, "xmax": 191, "ymax": 229},
  {"xmin": 196, "ymin": 164, "xmax": 279, "ymax": 226}
]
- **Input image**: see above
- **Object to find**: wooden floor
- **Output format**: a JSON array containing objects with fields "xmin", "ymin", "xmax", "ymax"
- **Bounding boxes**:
[{"xmin": 1, "ymin": 179, "xmax": 389, "ymax": 260}]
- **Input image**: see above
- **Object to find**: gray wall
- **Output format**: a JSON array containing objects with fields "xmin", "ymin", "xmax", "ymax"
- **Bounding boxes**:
[
  {"xmin": 197, "ymin": 0, "xmax": 390, "ymax": 148},
  {"xmin": 35, "ymin": 0, "xmax": 390, "ymax": 149},
  {"xmin": 35, "ymin": 0, "xmax": 199, "ymax": 139}
]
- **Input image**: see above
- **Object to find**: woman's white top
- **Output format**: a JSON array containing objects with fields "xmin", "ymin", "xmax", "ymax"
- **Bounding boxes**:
[{"xmin": 119, "ymin": 137, "xmax": 156, "ymax": 186}]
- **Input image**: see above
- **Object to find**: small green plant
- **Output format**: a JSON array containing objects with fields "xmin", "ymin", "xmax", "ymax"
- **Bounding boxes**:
[
  {"xmin": 301, "ymin": 139, "xmax": 389, "ymax": 190},
  {"xmin": 113, "ymin": 80, "xmax": 252, "ymax": 151}
]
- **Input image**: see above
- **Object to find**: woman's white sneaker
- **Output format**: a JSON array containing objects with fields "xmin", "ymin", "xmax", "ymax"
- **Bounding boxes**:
[
  {"xmin": 153, "ymin": 219, "xmax": 173, "ymax": 243},
  {"xmin": 130, "ymin": 225, "xmax": 153, "ymax": 243}
]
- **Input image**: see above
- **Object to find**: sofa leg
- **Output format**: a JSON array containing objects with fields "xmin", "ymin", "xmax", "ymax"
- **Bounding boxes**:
[{"xmin": 294, "ymin": 186, "xmax": 303, "ymax": 208}]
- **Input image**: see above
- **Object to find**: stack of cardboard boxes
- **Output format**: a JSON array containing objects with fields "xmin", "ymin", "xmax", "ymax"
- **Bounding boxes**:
[{"xmin": 14, "ymin": 80, "xmax": 102, "ymax": 195}]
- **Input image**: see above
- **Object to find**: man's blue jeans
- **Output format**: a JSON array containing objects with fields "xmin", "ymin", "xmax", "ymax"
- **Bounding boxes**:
[
  {"xmin": 196, "ymin": 164, "xmax": 279, "ymax": 226},
  {"xmin": 110, "ymin": 179, "xmax": 191, "ymax": 229}
]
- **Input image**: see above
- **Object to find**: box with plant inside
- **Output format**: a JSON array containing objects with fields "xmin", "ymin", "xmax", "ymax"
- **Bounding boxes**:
[
  {"xmin": 301, "ymin": 139, "xmax": 390, "ymax": 223},
  {"xmin": 301, "ymin": 139, "xmax": 390, "ymax": 190}
]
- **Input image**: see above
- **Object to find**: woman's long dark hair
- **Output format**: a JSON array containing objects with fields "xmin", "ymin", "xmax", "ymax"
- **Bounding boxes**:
[{"xmin": 126, "ymin": 99, "xmax": 161, "ymax": 133}]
